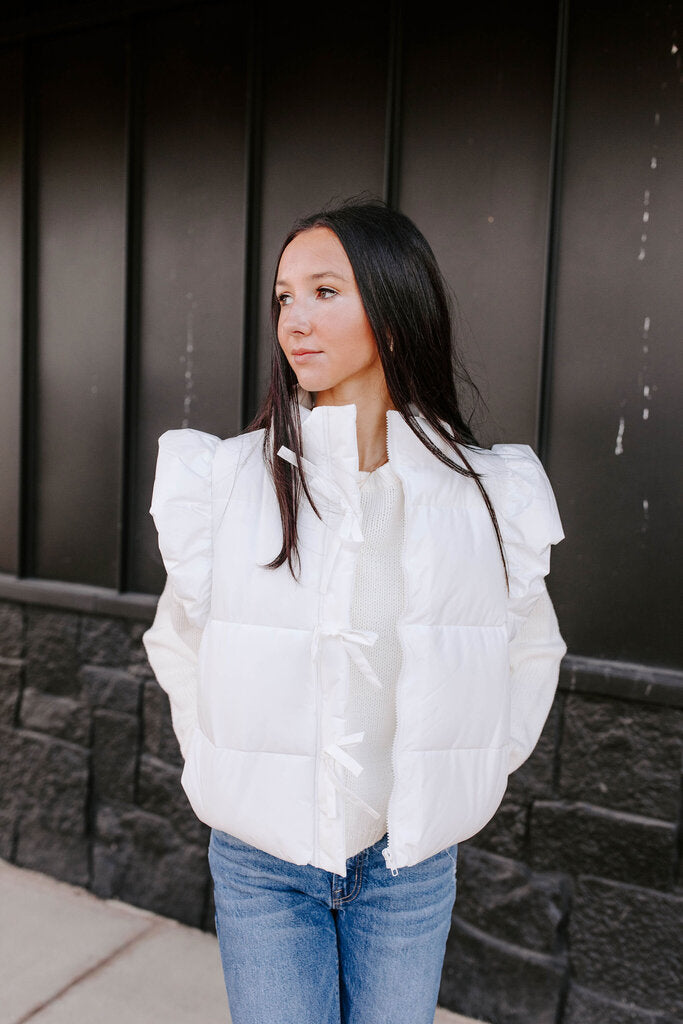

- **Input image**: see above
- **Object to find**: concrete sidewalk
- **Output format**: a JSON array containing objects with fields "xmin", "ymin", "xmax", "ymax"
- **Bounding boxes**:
[{"xmin": 0, "ymin": 860, "xmax": 478, "ymax": 1024}]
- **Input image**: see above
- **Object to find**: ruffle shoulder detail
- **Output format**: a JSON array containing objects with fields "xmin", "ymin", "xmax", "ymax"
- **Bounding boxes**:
[
  {"xmin": 150, "ymin": 428, "xmax": 221, "ymax": 629},
  {"xmin": 488, "ymin": 444, "xmax": 564, "ymax": 617}
]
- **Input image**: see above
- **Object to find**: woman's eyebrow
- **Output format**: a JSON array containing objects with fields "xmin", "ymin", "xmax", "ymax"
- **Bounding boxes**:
[{"xmin": 276, "ymin": 271, "xmax": 347, "ymax": 287}]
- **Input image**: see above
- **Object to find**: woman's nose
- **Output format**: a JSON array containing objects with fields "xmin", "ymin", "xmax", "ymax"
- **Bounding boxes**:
[{"xmin": 282, "ymin": 300, "xmax": 311, "ymax": 335}]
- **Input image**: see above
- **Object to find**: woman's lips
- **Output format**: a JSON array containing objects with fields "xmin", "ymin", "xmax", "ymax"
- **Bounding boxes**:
[{"xmin": 291, "ymin": 350, "xmax": 322, "ymax": 363}]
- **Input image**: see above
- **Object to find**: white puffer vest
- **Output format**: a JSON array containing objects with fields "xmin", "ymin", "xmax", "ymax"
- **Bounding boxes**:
[{"xmin": 148, "ymin": 394, "xmax": 565, "ymax": 875}]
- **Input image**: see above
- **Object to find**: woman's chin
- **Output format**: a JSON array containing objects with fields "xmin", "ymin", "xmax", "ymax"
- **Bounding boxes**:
[{"xmin": 294, "ymin": 369, "xmax": 331, "ymax": 392}]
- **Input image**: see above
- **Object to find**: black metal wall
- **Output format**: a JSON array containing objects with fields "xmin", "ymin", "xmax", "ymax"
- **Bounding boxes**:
[
  {"xmin": 546, "ymin": 0, "xmax": 682, "ymax": 668},
  {"xmin": 0, "ymin": 0, "xmax": 681, "ymax": 674}
]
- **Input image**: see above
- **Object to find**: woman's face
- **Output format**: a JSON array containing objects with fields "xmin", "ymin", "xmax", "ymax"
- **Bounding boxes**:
[{"xmin": 276, "ymin": 226, "xmax": 384, "ymax": 401}]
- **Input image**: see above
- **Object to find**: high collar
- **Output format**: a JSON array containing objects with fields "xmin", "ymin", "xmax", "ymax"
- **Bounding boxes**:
[
  {"xmin": 292, "ymin": 385, "xmax": 451, "ymax": 506},
  {"xmin": 295, "ymin": 383, "xmax": 423, "ymax": 423}
]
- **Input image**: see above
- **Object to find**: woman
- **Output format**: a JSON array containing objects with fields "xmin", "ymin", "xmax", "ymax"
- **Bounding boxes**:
[{"xmin": 143, "ymin": 199, "xmax": 566, "ymax": 1024}]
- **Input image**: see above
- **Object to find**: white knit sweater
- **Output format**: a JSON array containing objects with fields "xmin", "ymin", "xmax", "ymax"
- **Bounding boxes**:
[{"xmin": 342, "ymin": 460, "xmax": 405, "ymax": 855}]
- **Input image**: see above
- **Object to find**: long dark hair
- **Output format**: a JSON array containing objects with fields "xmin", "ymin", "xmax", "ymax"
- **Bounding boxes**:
[{"xmin": 246, "ymin": 198, "xmax": 507, "ymax": 586}]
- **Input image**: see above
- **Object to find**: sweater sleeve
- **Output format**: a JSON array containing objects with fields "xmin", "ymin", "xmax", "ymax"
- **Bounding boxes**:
[
  {"xmin": 507, "ymin": 584, "xmax": 566, "ymax": 773},
  {"xmin": 142, "ymin": 577, "xmax": 204, "ymax": 759}
]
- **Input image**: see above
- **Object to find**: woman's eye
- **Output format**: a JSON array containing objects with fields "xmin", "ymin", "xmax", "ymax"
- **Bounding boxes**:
[
  {"xmin": 317, "ymin": 287, "xmax": 337, "ymax": 299},
  {"xmin": 276, "ymin": 293, "xmax": 292, "ymax": 306}
]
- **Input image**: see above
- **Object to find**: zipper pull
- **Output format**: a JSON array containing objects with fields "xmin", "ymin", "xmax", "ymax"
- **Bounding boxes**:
[{"xmin": 382, "ymin": 846, "xmax": 399, "ymax": 876}]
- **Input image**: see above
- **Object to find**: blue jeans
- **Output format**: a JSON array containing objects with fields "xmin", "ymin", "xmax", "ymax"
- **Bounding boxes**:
[{"xmin": 208, "ymin": 829, "xmax": 458, "ymax": 1024}]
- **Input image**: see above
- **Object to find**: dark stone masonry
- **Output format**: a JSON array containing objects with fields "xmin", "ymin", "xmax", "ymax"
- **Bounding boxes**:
[
  {"xmin": 0, "ymin": 600, "xmax": 212, "ymax": 929},
  {"xmin": 1, "ymin": 597, "xmax": 682, "ymax": 1023}
]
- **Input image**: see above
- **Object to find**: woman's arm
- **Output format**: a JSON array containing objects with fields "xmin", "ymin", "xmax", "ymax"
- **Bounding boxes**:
[
  {"xmin": 507, "ymin": 583, "xmax": 567, "ymax": 774},
  {"xmin": 142, "ymin": 578, "xmax": 203, "ymax": 759}
]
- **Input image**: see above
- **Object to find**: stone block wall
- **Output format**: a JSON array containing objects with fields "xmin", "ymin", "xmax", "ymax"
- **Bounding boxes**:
[
  {"xmin": 1, "ymin": 596, "xmax": 682, "ymax": 1023},
  {"xmin": 439, "ymin": 672, "xmax": 683, "ymax": 1024},
  {"xmin": 0, "ymin": 599, "xmax": 213, "ymax": 929}
]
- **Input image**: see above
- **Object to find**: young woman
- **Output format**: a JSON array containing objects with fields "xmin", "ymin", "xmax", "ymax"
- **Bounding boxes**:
[{"xmin": 143, "ymin": 199, "xmax": 566, "ymax": 1024}]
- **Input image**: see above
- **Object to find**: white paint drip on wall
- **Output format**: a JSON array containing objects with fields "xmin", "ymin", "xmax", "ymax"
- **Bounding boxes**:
[
  {"xmin": 638, "ymin": 190, "xmax": 652, "ymax": 261},
  {"xmin": 636, "ymin": 78, "xmax": 663, "ymax": 405},
  {"xmin": 642, "ymin": 408, "xmax": 650, "ymax": 420},
  {"xmin": 180, "ymin": 291, "xmax": 196, "ymax": 429},
  {"xmin": 614, "ymin": 417, "xmax": 625, "ymax": 455}
]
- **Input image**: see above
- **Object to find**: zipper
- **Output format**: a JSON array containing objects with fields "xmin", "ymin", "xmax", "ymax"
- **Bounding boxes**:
[
  {"xmin": 312, "ymin": 416, "xmax": 331, "ymax": 866},
  {"xmin": 382, "ymin": 847, "xmax": 399, "ymax": 876},
  {"xmin": 382, "ymin": 412, "xmax": 408, "ymax": 876},
  {"xmin": 313, "ymin": 599, "xmax": 323, "ymax": 865}
]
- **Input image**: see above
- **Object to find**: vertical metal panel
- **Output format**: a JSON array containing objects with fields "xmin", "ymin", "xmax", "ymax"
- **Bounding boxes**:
[
  {"xmin": 253, "ymin": 0, "xmax": 390, "ymax": 403},
  {"xmin": 33, "ymin": 29, "xmax": 127, "ymax": 586},
  {"xmin": 536, "ymin": 0, "xmax": 569, "ymax": 462},
  {"xmin": 383, "ymin": 0, "xmax": 404, "ymax": 209},
  {"xmin": 399, "ymin": 1, "xmax": 558, "ymax": 444},
  {"xmin": 130, "ymin": 5, "xmax": 249, "ymax": 595},
  {"xmin": 241, "ymin": 6, "xmax": 266, "ymax": 428},
  {"xmin": 119, "ymin": 25, "xmax": 144, "ymax": 593},
  {"xmin": 0, "ymin": 46, "xmax": 23, "ymax": 573},
  {"xmin": 547, "ymin": 0, "xmax": 682, "ymax": 666}
]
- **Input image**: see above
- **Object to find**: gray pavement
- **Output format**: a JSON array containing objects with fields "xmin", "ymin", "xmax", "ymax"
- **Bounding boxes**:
[{"xmin": 0, "ymin": 860, "xmax": 479, "ymax": 1024}]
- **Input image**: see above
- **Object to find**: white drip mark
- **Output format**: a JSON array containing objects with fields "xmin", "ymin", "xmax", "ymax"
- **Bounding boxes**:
[
  {"xmin": 643, "ymin": 316, "xmax": 650, "ymax": 334},
  {"xmin": 638, "ymin": 191, "xmax": 652, "ymax": 260},
  {"xmin": 654, "ymin": 112, "xmax": 660, "ymax": 126},
  {"xmin": 614, "ymin": 417, "xmax": 625, "ymax": 455},
  {"xmin": 643, "ymin": 499, "xmax": 649, "ymax": 513},
  {"xmin": 650, "ymin": 156, "xmax": 658, "ymax": 169},
  {"xmin": 643, "ymin": 385, "xmax": 650, "ymax": 398},
  {"xmin": 673, "ymin": 44, "xmax": 679, "ymax": 54},
  {"xmin": 642, "ymin": 408, "xmax": 650, "ymax": 420},
  {"xmin": 181, "ymin": 292, "xmax": 196, "ymax": 428}
]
